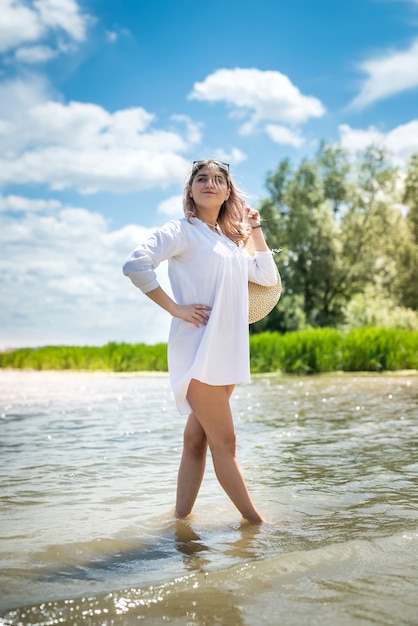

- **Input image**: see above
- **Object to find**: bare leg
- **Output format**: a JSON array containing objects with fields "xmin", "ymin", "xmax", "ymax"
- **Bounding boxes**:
[
  {"xmin": 175, "ymin": 412, "xmax": 208, "ymax": 518},
  {"xmin": 186, "ymin": 379, "xmax": 264, "ymax": 524}
]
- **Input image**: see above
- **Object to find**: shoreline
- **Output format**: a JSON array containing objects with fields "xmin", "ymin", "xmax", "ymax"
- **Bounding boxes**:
[{"xmin": 1, "ymin": 368, "xmax": 417, "ymax": 377}]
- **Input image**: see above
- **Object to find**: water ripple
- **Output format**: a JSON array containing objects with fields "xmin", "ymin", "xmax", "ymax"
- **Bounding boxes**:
[{"xmin": 0, "ymin": 370, "xmax": 417, "ymax": 624}]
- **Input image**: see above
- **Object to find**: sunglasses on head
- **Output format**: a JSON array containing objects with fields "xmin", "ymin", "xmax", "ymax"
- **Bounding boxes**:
[{"xmin": 192, "ymin": 160, "xmax": 230, "ymax": 171}]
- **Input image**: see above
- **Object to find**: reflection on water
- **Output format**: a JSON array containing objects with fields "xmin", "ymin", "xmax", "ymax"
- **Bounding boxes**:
[{"xmin": 0, "ymin": 370, "xmax": 417, "ymax": 625}]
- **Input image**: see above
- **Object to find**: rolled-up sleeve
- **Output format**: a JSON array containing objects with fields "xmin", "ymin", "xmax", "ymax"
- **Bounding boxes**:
[
  {"xmin": 247, "ymin": 251, "xmax": 278, "ymax": 286},
  {"xmin": 123, "ymin": 220, "xmax": 186, "ymax": 293}
]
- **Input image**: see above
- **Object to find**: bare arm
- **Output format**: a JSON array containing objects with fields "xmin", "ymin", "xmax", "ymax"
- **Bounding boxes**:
[
  {"xmin": 245, "ymin": 206, "xmax": 270, "ymax": 251},
  {"xmin": 146, "ymin": 286, "xmax": 211, "ymax": 328}
]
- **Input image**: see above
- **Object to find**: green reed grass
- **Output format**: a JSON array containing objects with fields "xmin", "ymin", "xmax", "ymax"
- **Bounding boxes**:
[
  {"xmin": 250, "ymin": 327, "xmax": 418, "ymax": 374},
  {"xmin": 0, "ymin": 328, "xmax": 416, "ymax": 374},
  {"xmin": 0, "ymin": 341, "xmax": 168, "ymax": 372}
]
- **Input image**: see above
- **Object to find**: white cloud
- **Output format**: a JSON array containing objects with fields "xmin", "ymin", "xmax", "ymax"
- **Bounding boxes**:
[
  {"xmin": 0, "ymin": 206, "xmax": 172, "ymax": 348},
  {"xmin": 0, "ymin": 75, "xmax": 49, "ymax": 122},
  {"xmin": 339, "ymin": 119, "xmax": 418, "ymax": 163},
  {"xmin": 157, "ymin": 195, "xmax": 184, "ymax": 217},
  {"xmin": 0, "ymin": 147, "xmax": 191, "ymax": 194},
  {"xmin": 0, "ymin": 0, "xmax": 89, "ymax": 56},
  {"xmin": 0, "ymin": 79, "xmax": 199, "ymax": 193},
  {"xmin": 0, "ymin": 194, "xmax": 62, "ymax": 211},
  {"xmin": 214, "ymin": 147, "xmax": 247, "ymax": 165},
  {"xmin": 338, "ymin": 124, "xmax": 383, "ymax": 152},
  {"xmin": 349, "ymin": 39, "xmax": 418, "ymax": 109},
  {"xmin": 14, "ymin": 44, "xmax": 58, "ymax": 63},
  {"xmin": 170, "ymin": 115, "xmax": 202, "ymax": 145},
  {"xmin": 265, "ymin": 124, "xmax": 304, "ymax": 148},
  {"xmin": 189, "ymin": 68, "xmax": 325, "ymax": 133},
  {"xmin": 105, "ymin": 30, "xmax": 118, "ymax": 42},
  {"xmin": 0, "ymin": 0, "xmax": 44, "ymax": 52},
  {"xmin": 34, "ymin": 0, "xmax": 88, "ymax": 42}
]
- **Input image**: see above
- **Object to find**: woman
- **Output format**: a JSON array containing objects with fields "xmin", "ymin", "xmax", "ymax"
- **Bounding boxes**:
[{"xmin": 123, "ymin": 159, "xmax": 277, "ymax": 523}]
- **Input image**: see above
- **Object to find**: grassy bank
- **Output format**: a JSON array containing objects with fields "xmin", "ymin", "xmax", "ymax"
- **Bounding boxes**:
[
  {"xmin": 249, "ymin": 327, "xmax": 418, "ymax": 374},
  {"xmin": 0, "ymin": 341, "xmax": 168, "ymax": 373},
  {"xmin": 1, "ymin": 327, "xmax": 417, "ymax": 374}
]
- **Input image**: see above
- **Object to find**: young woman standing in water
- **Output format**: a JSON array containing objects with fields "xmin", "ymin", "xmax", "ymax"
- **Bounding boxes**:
[{"xmin": 123, "ymin": 160, "xmax": 277, "ymax": 523}]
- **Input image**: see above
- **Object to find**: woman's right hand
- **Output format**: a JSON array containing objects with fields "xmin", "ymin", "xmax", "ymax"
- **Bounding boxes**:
[{"xmin": 172, "ymin": 303, "xmax": 212, "ymax": 328}]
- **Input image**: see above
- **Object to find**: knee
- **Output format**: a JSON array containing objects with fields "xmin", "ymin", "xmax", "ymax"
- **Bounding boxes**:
[
  {"xmin": 183, "ymin": 429, "xmax": 207, "ymax": 457},
  {"xmin": 210, "ymin": 431, "xmax": 236, "ymax": 457}
]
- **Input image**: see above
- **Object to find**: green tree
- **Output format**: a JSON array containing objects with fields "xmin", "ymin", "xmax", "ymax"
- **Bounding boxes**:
[
  {"xmin": 255, "ymin": 144, "xmax": 408, "ymax": 332},
  {"xmin": 340, "ymin": 146, "xmax": 400, "ymax": 297},
  {"xmin": 403, "ymin": 153, "xmax": 418, "ymax": 242},
  {"xmin": 392, "ymin": 153, "xmax": 418, "ymax": 310}
]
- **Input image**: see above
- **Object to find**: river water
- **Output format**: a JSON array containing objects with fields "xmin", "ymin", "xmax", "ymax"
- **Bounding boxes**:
[{"xmin": 0, "ymin": 370, "xmax": 417, "ymax": 625}]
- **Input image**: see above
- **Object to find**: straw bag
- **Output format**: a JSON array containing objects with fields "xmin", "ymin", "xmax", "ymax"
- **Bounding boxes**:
[{"xmin": 246, "ymin": 237, "xmax": 282, "ymax": 324}]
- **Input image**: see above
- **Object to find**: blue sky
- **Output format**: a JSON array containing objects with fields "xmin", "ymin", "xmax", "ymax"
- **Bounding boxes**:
[{"xmin": 1, "ymin": 0, "xmax": 418, "ymax": 348}]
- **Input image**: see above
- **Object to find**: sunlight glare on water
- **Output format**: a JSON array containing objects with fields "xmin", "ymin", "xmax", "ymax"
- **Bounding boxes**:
[{"xmin": 0, "ymin": 370, "xmax": 417, "ymax": 625}]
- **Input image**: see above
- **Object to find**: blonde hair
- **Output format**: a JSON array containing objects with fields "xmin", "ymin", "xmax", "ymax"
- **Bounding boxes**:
[{"xmin": 183, "ymin": 160, "xmax": 250, "ymax": 246}]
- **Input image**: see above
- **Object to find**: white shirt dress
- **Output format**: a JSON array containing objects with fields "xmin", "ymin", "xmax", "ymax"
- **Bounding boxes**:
[{"xmin": 123, "ymin": 216, "xmax": 277, "ymax": 415}]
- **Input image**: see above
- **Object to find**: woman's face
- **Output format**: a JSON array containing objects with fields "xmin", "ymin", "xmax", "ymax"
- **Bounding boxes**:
[{"xmin": 190, "ymin": 165, "xmax": 230, "ymax": 214}]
